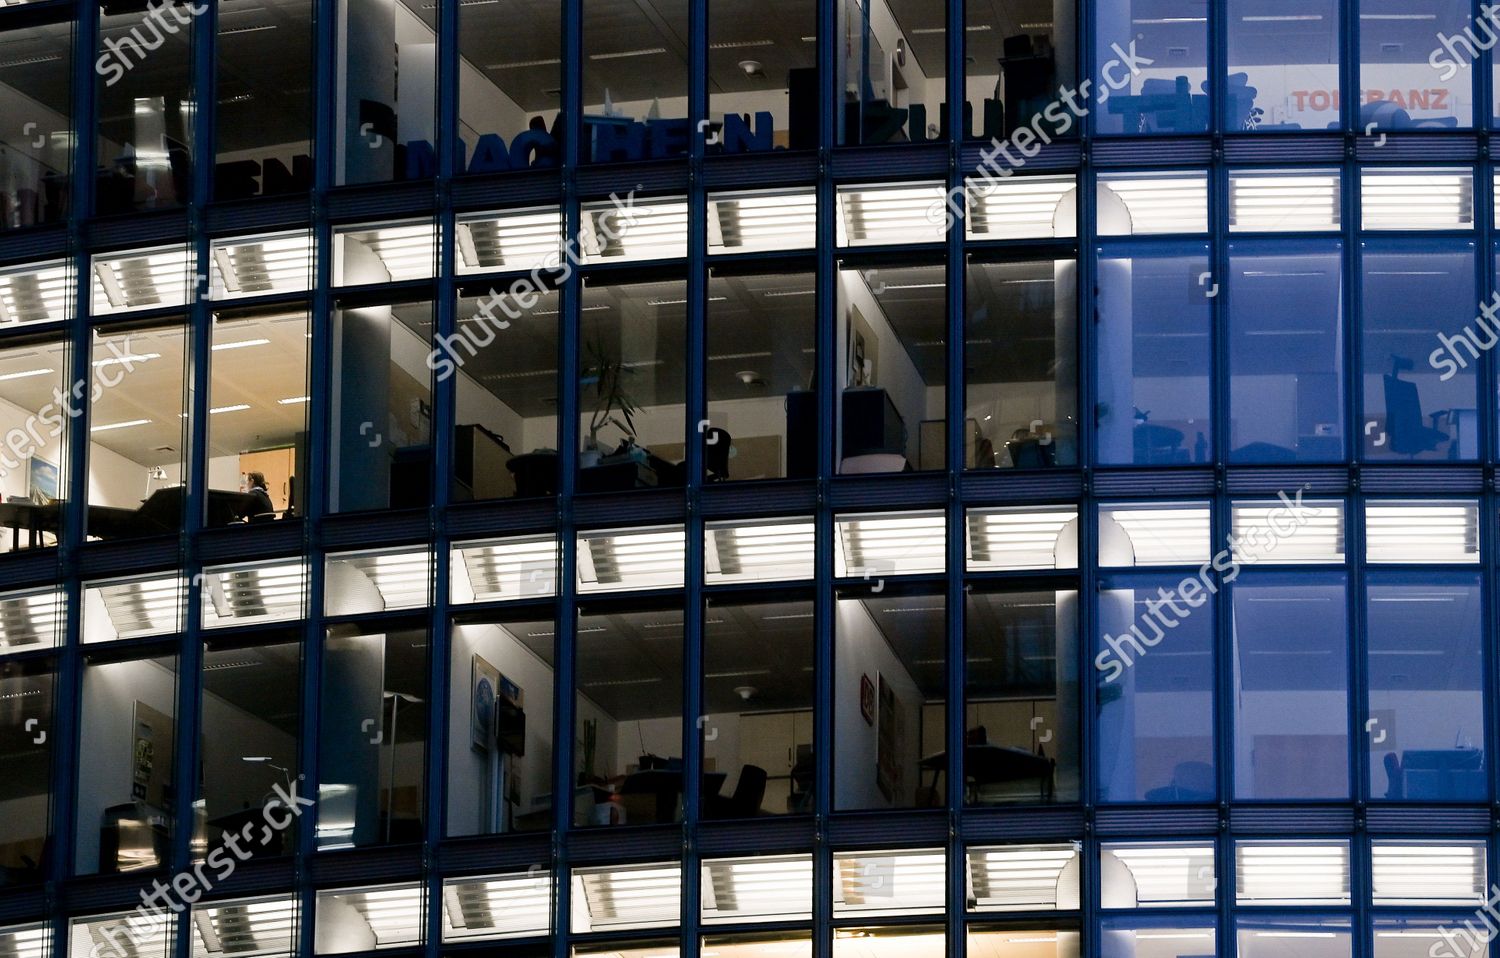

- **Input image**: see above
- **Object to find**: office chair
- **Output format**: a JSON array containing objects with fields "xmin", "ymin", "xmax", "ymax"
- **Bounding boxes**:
[
  {"xmin": 703, "ymin": 427, "xmax": 731, "ymax": 481},
  {"xmin": 1383, "ymin": 355, "xmax": 1449, "ymax": 457},
  {"xmin": 707, "ymin": 765, "xmax": 767, "ymax": 819}
]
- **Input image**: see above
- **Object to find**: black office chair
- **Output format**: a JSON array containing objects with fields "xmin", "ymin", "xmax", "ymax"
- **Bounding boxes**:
[
  {"xmin": 1383, "ymin": 358, "xmax": 1449, "ymax": 457},
  {"xmin": 707, "ymin": 765, "xmax": 767, "ymax": 819},
  {"xmin": 703, "ymin": 427, "xmax": 731, "ymax": 481}
]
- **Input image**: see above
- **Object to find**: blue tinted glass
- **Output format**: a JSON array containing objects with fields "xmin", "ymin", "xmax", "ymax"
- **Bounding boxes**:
[
  {"xmin": 1232, "ymin": 573, "xmax": 1350, "ymax": 800},
  {"xmin": 1102, "ymin": 920, "xmax": 1216, "ymax": 958},
  {"xmin": 1097, "ymin": 575, "xmax": 1214, "ymax": 802},
  {"xmin": 1362, "ymin": 240, "xmax": 1478, "ymax": 461},
  {"xmin": 1096, "ymin": 244, "xmax": 1213, "ymax": 465},
  {"xmin": 1367, "ymin": 573, "xmax": 1485, "ymax": 802},
  {"xmin": 1095, "ymin": 0, "xmax": 1209, "ymax": 135},
  {"xmin": 1228, "ymin": 240, "xmax": 1344, "ymax": 463},
  {"xmin": 1361, "ymin": 0, "xmax": 1473, "ymax": 130},
  {"xmin": 1227, "ymin": 0, "xmax": 1342, "ymax": 131}
]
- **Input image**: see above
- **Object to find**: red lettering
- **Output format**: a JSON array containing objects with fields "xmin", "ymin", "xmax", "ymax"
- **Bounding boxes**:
[
  {"xmin": 1309, "ymin": 90, "xmax": 1330, "ymax": 111},
  {"xmin": 1431, "ymin": 89, "xmax": 1449, "ymax": 110},
  {"xmin": 1292, "ymin": 90, "xmax": 1309, "ymax": 111}
]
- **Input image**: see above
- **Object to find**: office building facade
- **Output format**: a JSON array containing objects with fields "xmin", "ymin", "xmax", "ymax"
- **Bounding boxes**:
[{"xmin": 0, "ymin": 0, "xmax": 1494, "ymax": 956}]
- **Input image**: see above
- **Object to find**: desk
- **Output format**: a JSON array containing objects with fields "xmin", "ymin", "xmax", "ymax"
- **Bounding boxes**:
[
  {"xmin": 0, "ymin": 488, "xmax": 264, "ymax": 545},
  {"xmin": 920, "ymin": 745, "xmax": 1054, "ymax": 804},
  {"xmin": 0, "ymin": 500, "xmax": 59, "ymax": 550},
  {"xmin": 606, "ymin": 770, "xmax": 727, "ymax": 824}
]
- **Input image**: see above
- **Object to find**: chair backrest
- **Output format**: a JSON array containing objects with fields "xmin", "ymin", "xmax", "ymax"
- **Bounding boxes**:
[
  {"xmin": 704, "ymin": 427, "xmax": 731, "ymax": 479},
  {"xmin": 732, "ymin": 765, "xmax": 768, "ymax": 815},
  {"xmin": 1383, "ymin": 374, "xmax": 1427, "ymax": 454}
]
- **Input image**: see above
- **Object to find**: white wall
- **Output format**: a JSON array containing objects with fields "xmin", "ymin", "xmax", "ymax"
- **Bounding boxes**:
[
  {"xmin": 837, "ymin": 269, "xmax": 932, "ymax": 463},
  {"xmin": 834, "ymin": 598, "xmax": 924, "ymax": 808}
]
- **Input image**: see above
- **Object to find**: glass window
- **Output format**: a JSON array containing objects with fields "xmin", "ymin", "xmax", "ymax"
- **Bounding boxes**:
[
  {"xmin": 1231, "ymin": 498, "xmax": 1346, "ymax": 563},
  {"xmin": 0, "ymin": 260, "xmax": 73, "ymax": 327},
  {"xmin": 449, "ymin": 285, "xmax": 558, "ymax": 501},
  {"xmin": 446, "ymin": 610, "xmax": 555, "ymax": 837},
  {"xmin": 0, "ymin": 588, "xmax": 64, "ymax": 651},
  {"xmin": 0, "ymin": 20, "xmax": 71, "ymax": 229},
  {"xmin": 965, "ymin": 506, "xmax": 1078, "ymax": 572},
  {"xmin": 326, "ymin": 547, "xmax": 432, "ymax": 615},
  {"xmin": 1235, "ymin": 840, "xmax": 1351, "ymax": 904},
  {"xmin": 709, "ymin": 0, "xmax": 817, "ymax": 153},
  {"xmin": 192, "ymin": 895, "xmax": 299, "ymax": 958},
  {"xmin": 1229, "ymin": 168, "xmax": 1342, "ymax": 232},
  {"xmin": 210, "ymin": 305, "xmax": 309, "ymax": 524},
  {"xmin": 578, "ymin": 525, "xmax": 685, "ymax": 592},
  {"xmin": 1371, "ymin": 840, "xmax": 1486, "ymax": 905},
  {"xmin": 578, "ymin": 277, "xmax": 686, "ymax": 487},
  {"xmin": 710, "ymin": 189, "xmax": 817, "ymax": 252},
  {"xmin": 1365, "ymin": 499, "xmax": 1479, "ymax": 563},
  {"xmin": 0, "ymin": 657, "xmax": 53, "ymax": 885},
  {"xmin": 966, "ymin": 0, "xmax": 1073, "ymax": 140},
  {"xmin": 703, "ymin": 932, "xmax": 811, "ymax": 958},
  {"xmin": 702, "ymin": 856, "xmax": 813, "ymax": 922},
  {"xmin": 575, "ymin": 941, "xmax": 677, "ymax": 958},
  {"xmin": 833, "ymin": 850, "xmax": 945, "ymax": 916},
  {"xmin": 92, "ymin": 245, "xmax": 193, "ymax": 315},
  {"xmin": 455, "ymin": 208, "xmax": 563, "ymax": 275},
  {"xmin": 1227, "ymin": 239, "xmax": 1344, "ymax": 463},
  {"xmin": 1100, "ymin": 843, "xmax": 1216, "ymax": 908},
  {"xmin": 316, "ymin": 624, "xmax": 429, "ymax": 849},
  {"xmin": 1095, "ymin": 243, "xmax": 1212, "ymax": 465},
  {"xmin": 313, "ymin": 884, "xmax": 424, "ymax": 952},
  {"xmin": 966, "ymin": 844, "xmax": 1081, "ymax": 911},
  {"xmin": 968, "ymin": 926, "xmax": 1079, "ymax": 958},
  {"xmin": 76, "ymin": 652, "xmax": 178, "ymax": 874},
  {"xmin": 1226, "ymin": 0, "xmax": 1341, "ymax": 131},
  {"xmin": 333, "ymin": 222, "xmax": 437, "ymax": 285},
  {"xmin": 73, "ymin": 913, "xmax": 173, "ymax": 958},
  {"xmin": 96, "ymin": 3, "xmax": 193, "ymax": 214},
  {"xmin": 1373, "ymin": 917, "xmax": 1485, "ymax": 958},
  {"xmin": 706, "ymin": 267, "xmax": 815, "ymax": 481},
  {"xmin": 1094, "ymin": 0, "xmax": 1206, "ymax": 135},
  {"xmin": 86, "ymin": 322, "xmax": 190, "ymax": 541},
  {"xmin": 1362, "ymin": 168, "xmax": 1475, "ymax": 230},
  {"xmin": 703, "ymin": 593, "xmax": 814, "ymax": 817},
  {"xmin": 966, "ymin": 175, "xmax": 1078, "ymax": 241},
  {"xmin": 330, "ymin": 299, "xmax": 433, "ymax": 513},
  {"xmin": 836, "ymin": 260, "xmax": 944, "ymax": 475},
  {"xmin": 457, "ymin": 0, "xmax": 561, "ymax": 176},
  {"xmin": 1362, "ymin": 240, "xmax": 1478, "ymax": 461},
  {"xmin": 209, "ymin": 232, "xmax": 315, "ymax": 299},
  {"xmin": 83, "ymin": 572, "xmax": 184, "ymax": 642},
  {"xmin": 1101, "ymin": 920, "xmax": 1215, "ymax": 958},
  {"xmin": 573, "ymin": 600, "xmax": 684, "ymax": 826},
  {"xmin": 1231, "ymin": 574, "xmax": 1350, "ymax": 800},
  {"xmin": 705, "ymin": 518, "xmax": 815, "ymax": 584},
  {"xmin": 336, "ymin": 0, "xmax": 435, "ymax": 185},
  {"xmin": 966, "ymin": 256, "xmax": 1078, "ymax": 468},
  {"xmin": 581, "ymin": 0, "xmax": 689, "ymax": 164},
  {"xmin": 1360, "ymin": 0, "xmax": 1472, "ymax": 130},
  {"xmin": 450, "ymin": 534, "xmax": 558, "ymax": 603},
  {"xmin": 0, "ymin": 334, "xmax": 69, "ymax": 553},
  {"xmin": 442, "ymin": 872, "xmax": 552, "ymax": 940},
  {"xmin": 214, "ymin": 0, "xmax": 314, "ymax": 199},
  {"xmin": 1098, "ymin": 503, "xmax": 1212, "ymax": 567},
  {"xmin": 1097, "ymin": 574, "xmax": 1213, "ymax": 802},
  {"xmin": 199, "ymin": 634, "xmax": 302, "ymax": 859},
  {"xmin": 1097, "ymin": 172, "xmax": 1209, "ymax": 235},
  {"xmin": 1366, "ymin": 573, "xmax": 1484, "ymax": 801},
  {"xmin": 572, "ymin": 862, "xmax": 682, "ymax": 931},
  {"xmin": 1, "ymin": 925, "xmax": 49, "ymax": 958},
  {"xmin": 201, "ymin": 558, "xmax": 309, "ymax": 628},
  {"xmin": 838, "ymin": 0, "xmax": 944, "ymax": 145},
  {"xmin": 965, "ymin": 586, "xmax": 1079, "ymax": 804},
  {"xmin": 836, "ymin": 184, "xmax": 948, "ymax": 247},
  {"xmin": 836, "ymin": 585, "xmax": 945, "ymax": 811},
  {"xmin": 580, "ymin": 196, "xmax": 688, "ymax": 263},
  {"xmin": 836, "ymin": 510, "xmax": 946, "ymax": 579}
]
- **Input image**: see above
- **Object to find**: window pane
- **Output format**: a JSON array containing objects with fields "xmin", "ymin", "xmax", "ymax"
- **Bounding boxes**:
[
  {"xmin": 1371, "ymin": 840, "xmax": 1486, "ymax": 905},
  {"xmin": 0, "ymin": 335, "xmax": 69, "ymax": 553},
  {"xmin": 579, "ymin": 278, "xmax": 686, "ymax": 488},
  {"xmin": 966, "ymin": 844, "xmax": 1081, "ymax": 911},
  {"xmin": 1360, "ymin": 0, "xmax": 1472, "ymax": 130},
  {"xmin": 317, "ymin": 625, "xmax": 429, "ymax": 849},
  {"xmin": 450, "ymin": 535, "xmax": 558, "ymax": 603},
  {"xmin": 0, "ymin": 260, "xmax": 74, "ymax": 327},
  {"xmin": 707, "ymin": 268, "xmax": 815, "ymax": 481},
  {"xmin": 966, "ymin": 257, "xmax": 1078, "ymax": 469},
  {"xmin": 1096, "ymin": 244, "xmax": 1212, "ymax": 465},
  {"xmin": 199, "ymin": 635, "xmax": 302, "ymax": 859},
  {"xmin": 76, "ymin": 653, "xmax": 178, "ymax": 874},
  {"xmin": 706, "ymin": 518, "xmax": 816, "ymax": 584},
  {"xmin": 0, "ymin": 587, "xmax": 59, "ymax": 658},
  {"xmin": 192, "ymin": 895, "xmax": 299, "ymax": 958},
  {"xmin": 215, "ymin": 0, "xmax": 313, "ymax": 199},
  {"xmin": 1100, "ymin": 843, "xmax": 1215, "ymax": 908},
  {"xmin": 702, "ymin": 857, "xmax": 814, "ymax": 922},
  {"xmin": 1097, "ymin": 172, "xmax": 1209, "ymax": 235},
  {"xmin": 458, "ymin": 0, "xmax": 561, "ymax": 176},
  {"xmin": 710, "ymin": 189, "xmax": 817, "ymax": 252},
  {"xmin": 571, "ymin": 862, "xmax": 681, "ymax": 931},
  {"xmin": 967, "ymin": 927, "xmax": 1078, "ymax": 958},
  {"xmin": 1361, "ymin": 168, "xmax": 1475, "ymax": 230},
  {"xmin": 1236, "ymin": 840, "xmax": 1350, "ymax": 904},
  {"xmin": 87, "ymin": 323, "xmax": 190, "ymax": 541},
  {"xmin": 84, "ymin": 572, "xmax": 183, "ymax": 642},
  {"xmin": 210, "ymin": 305, "xmax": 309, "ymax": 523},
  {"xmin": 451, "ymin": 286, "xmax": 558, "ymax": 501},
  {"xmin": 0, "ymin": 20, "xmax": 71, "ymax": 229},
  {"xmin": 314, "ymin": 884, "xmax": 425, "ymax": 952},
  {"xmin": 1099, "ymin": 503, "xmax": 1212, "ymax": 567},
  {"xmin": 965, "ymin": 506, "xmax": 1078, "ymax": 572},
  {"xmin": 1231, "ymin": 498, "xmax": 1346, "ymax": 564},
  {"xmin": 1227, "ymin": 0, "xmax": 1341, "ymax": 131},
  {"xmin": 1227, "ymin": 240, "xmax": 1344, "ymax": 462},
  {"xmin": 838, "ymin": 0, "xmax": 944, "ymax": 145},
  {"xmin": 1232, "ymin": 574, "xmax": 1349, "ymax": 799},
  {"xmin": 709, "ymin": 0, "xmax": 817, "ymax": 152},
  {"xmin": 836, "ymin": 511, "xmax": 946, "ymax": 577},
  {"xmin": 574, "ymin": 601, "xmax": 683, "ymax": 827},
  {"xmin": 965, "ymin": 587, "xmax": 1079, "ymax": 805},
  {"xmin": 331, "ymin": 300, "xmax": 433, "ymax": 513},
  {"xmin": 1097, "ymin": 575, "xmax": 1213, "ymax": 802},
  {"xmin": 1367, "ymin": 573, "xmax": 1484, "ymax": 801},
  {"xmin": 582, "ymin": 0, "xmax": 688, "ymax": 163},
  {"xmin": 1229, "ymin": 169, "xmax": 1342, "ymax": 232},
  {"xmin": 834, "ymin": 851, "xmax": 945, "ymax": 916},
  {"xmin": 442, "ymin": 872, "xmax": 552, "ymax": 940},
  {"xmin": 968, "ymin": 0, "xmax": 1074, "ymax": 139},
  {"xmin": 1365, "ymin": 499, "xmax": 1479, "ymax": 563},
  {"xmin": 966, "ymin": 176, "xmax": 1077, "ymax": 241},
  {"xmin": 703, "ymin": 594, "xmax": 814, "ymax": 817},
  {"xmin": 97, "ymin": 4, "xmax": 193, "ymax": 213},
  {"xmin": 336, "ymin": 0, "xmax": 435, "ymax": 184},
  {"xmin": 1373, "ymin": 917, "xmax": 1486, "ymax": 958},
  {"xmin": 0, "ymin": 658, "xmax": 53, "ymax": 885},
  {"xmin": 1095, "ymin": 0, "xmax": 1206, "ymax": 135},
  {"xmin": 836, "ymin": 586, "xmax": 945, "ymax": 810},
  {"xmin": 1103, "ymin": 922, "xmax": 1215, "ymax": 958}
]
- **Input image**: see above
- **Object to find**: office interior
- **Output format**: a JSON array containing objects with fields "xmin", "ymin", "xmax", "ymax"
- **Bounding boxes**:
[{"xmin": 0, "ymin": 658, "xmax": 53, "ymax": 885}]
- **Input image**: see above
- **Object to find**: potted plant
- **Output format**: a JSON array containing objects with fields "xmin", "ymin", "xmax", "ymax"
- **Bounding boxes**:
[{"xmin": 581, "ymin": 338, "xmax": 640, "ymax": 468}]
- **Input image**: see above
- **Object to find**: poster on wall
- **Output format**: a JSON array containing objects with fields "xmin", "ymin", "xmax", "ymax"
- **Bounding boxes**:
[
  {"xmin": 471, "ymin": 654, "xmax": 499, "ymax": 751},
  {"xmin": 875, "ymin": 674, "xmax": 904, "ymax": 802},
  {"xmin": 28, "ymin": 456, "xmax": 58, "ymax": 502},
  {"xmin": 132, "ymin": 701, "xmax": 174, "ymax": 810}
]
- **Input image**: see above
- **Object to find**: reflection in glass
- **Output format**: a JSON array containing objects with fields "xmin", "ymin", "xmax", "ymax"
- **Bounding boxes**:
[
  {"xmin": 1361, "ymin": 0, "xmax": 1472, "ymax": 129},
  {"xmin": 214, "ymin": 0, "xmax": 314, "ymax": 199},
  {"xmin": 709, "ymin": 0, "xmax": 817, "ymax": 152},
  {"xmin": 0, "ymin": 21, "xmax": 71, "ymax": 229},
  {"xmin": 581, "ymin": 0, "xmax": 689, "ymax": 163},
  {"xmin": 838, "ymin": 0, "xmax": 944, "ymax": 145},
  {"xmin": 97, "ymin": 4, "xmax": 193, "ymax": 213},
  {"xmin": 458, "ymin": 0, "xmax": 561, "ymax": 176},
  {"xmin": 0, "ymin": 659, "xmax": 52, "ymax": 885},
  {"xmin": 336, "ymin": 0, "xmax": 436, "ymax": 184},
  {"xmin": 1101, "ymin": 920, "xmax": 1214, "ymax": 958},
  {"xmin": 1094, "ymin": 0, "xmax": 1205, "ymax": 134},
  {"xmin": 0, "ymin": 336, "xmax": 68, "ymax": 552},
  {"xmin": 1227, "ymin": 0, "xmax": 1341, "ymax": 132}
]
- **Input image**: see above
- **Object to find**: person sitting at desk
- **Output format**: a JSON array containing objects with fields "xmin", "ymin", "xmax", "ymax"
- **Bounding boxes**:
[{"xmin": 244, "ymin": 472, "xmax": 276, "ymax": 521}]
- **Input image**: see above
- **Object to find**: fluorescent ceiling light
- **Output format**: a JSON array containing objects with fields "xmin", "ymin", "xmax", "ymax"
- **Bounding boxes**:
[
  {"xmin": 706, "ymin": 519, "xmax": 815, "ymax": 583},
  {"xmin": 202, "ymin": 560, "xmax": 308, "ymax": 628},
  {"xmin": 452, "ymin": 535, "xmax": 557, "ymax": 603},
  {"xmin": 0, "ymin": 923, "xmax": 49, "ymax": 958},
  {"xmin": 1230, "ymin": 500, "xmax": 1345, "ymax": 563},
  {"xmin": 0, "ymin": 260, "xmax": 72, "ymax": 326},
  {"xmin": 92, "ymin": 246, "xmax": 193, "ymax": 314},
  {"xmin": 833, "ymin": 850, "xmax": 946, "ymax": 917},
  {"xmin": 709, "ymin": 189, "xmax": 816, "ymax": 253},
  {"xmin": 1235, "ymin": 841, "xmax": 1350, "ymax": 905},
  {"xmin": 442, "ymin": 873, "xmax": 551, "ymax": 941},
  {"xmin": 966, "ymin": 507, "xmax": 1076, "ymax": 571},
  {"xmin": 0, "ymin": 589, "xmax": 64, "ymax": 650},
  {"xmin": 193, "ymin": 895, "xmax": 298, "ymax": 958},
  {"xmin": 210, "ymin": 404, "xmax": 251, "ymax": 415},
  {"xmin": 336, "ymin": 222, "xmax": 437, "ymax": 284},
  {"xmin": 836, "ymin": 512, "xmax": 946, "ymax": 577},
  {"xmin": 702, "ymin": 855, "xmax": 813, "ymax": 923},
  {"xmin": 1098, "ymin": 172, "xmax": 1209, "ymax": 235},
  {"xmin": 212, "ymin": 338, "xmax": 270, "ymax": 351},
  {"xmin": 278, "ymin": 396, "xmax": 310, "ymax": 404},
  {"xmin": 92, "ymin": 351, "xmax": 161, "ymax": 367},
  {"xmin": 967, "ymin": 844, "xmax": 1080, "ymax": 911},
  {"xmin": 580, "ymin": 197, "xmax": 688, "ymax": 263},
  {"xmin": 1371, "ymin": 842, "xmax": 1485, "ymax": 905},
  {"xmin": 457, "ymin": 207, "xmax": 563, "ymax": 274},
  {"xmin": 0, "ymin": 367, "xmax": 54, "ymax": 382},
  {"xmin": 1362, "ymin": 169, "xmax": 1473, "ymax": 231},
  {"xmin": 1230, "ymin": 170, "xmax": 1341, "ymax": 232},
  {"xmin": 328, "ymin": 548, "xmax": 432, "ymax": 613},
  {"xmin": 837, "ymin": 183, "xmax": 948, "ymax": 247},
  {"xmin": 578, "ymin": 526, "xmax": 685, "ymax": 592},
  {"xmin": 210, "ymin": 231, "xmax": 314, "ymax": 299},
  {"xmin": 966, "ymin": 174, "xmax": 1076, "ymax": 239},
  {"xmin": 1366, "ymin": 501, "xmax": 1479, "ymax": 563},
  {"xmin": 91, "ymin": 418, "xmax": 151, "ymax": 432},
  {"xmin": 86, "ymin": 574, "xmax": 184, "ymax": 641},
  {"xmin": 1101, "ymin": 843, "xmax": 1215, "ymax": 908},
  {"xmin": 315, "ymin": 885, "xmax": 424, "ymax": 953},
  {"xmin": 1101, "ymin": 504, "xmax": 1211, "ymax": 565},
  {"xmin": 588, "ymin": 47, "xmax": 666, "ymax": 60},
  {"xmin": 572, "ymin": 863, "xmax": 682, "ymax": 932}
]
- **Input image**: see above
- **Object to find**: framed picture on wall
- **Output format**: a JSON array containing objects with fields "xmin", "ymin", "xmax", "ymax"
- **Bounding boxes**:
[
  {"xmin": 28, "ymin": 455, "xmax": 59, "ymax": 502},
  {"xmin": 471, "ymin": 654, "xmax": 499, "ymax": 751},
  {"xmin": 876, "ymin": 674, "xmax": 904, "ymax": 802}
]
